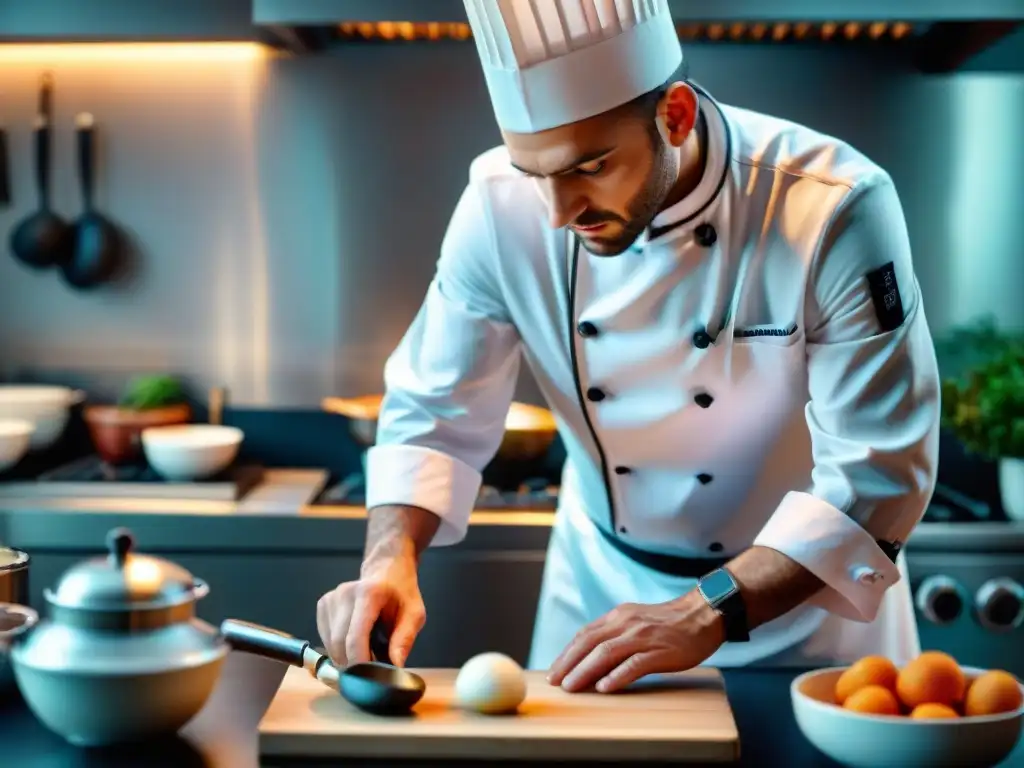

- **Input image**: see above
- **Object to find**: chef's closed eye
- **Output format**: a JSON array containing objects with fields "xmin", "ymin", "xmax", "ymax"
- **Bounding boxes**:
[{"xmin": 576, "ymin": 159, "xmax": 606, "ymax": 176}]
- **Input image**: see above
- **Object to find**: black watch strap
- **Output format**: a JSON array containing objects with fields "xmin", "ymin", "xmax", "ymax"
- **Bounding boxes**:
[{"xmin": 698, "ymin": 568, "xmax": 750, "ymax": 643}]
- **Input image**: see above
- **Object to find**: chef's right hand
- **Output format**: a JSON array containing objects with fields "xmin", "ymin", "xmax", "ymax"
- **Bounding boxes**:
[{"xmin": 316, "ymin": 553, "xmax": 426, "ymax": 668}]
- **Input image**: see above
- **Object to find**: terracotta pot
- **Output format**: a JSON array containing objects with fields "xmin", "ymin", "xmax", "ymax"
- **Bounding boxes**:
[{"xmin": 83, "ymin": 404, "xmax": 192, "ymax": 465}]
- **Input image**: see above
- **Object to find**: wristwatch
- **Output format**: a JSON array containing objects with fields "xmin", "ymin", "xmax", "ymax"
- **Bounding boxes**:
[{"xmin": 698, "ymin": 568, "xmax": 750, "ymax": 643}]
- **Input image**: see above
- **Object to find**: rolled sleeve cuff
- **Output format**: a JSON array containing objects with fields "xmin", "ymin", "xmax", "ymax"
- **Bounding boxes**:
[
  {"xmin": 365, "ymin": 444, "xmax": 481, "ymax": 547},
  {"xmin": 752, "ymin": 491, "xmax": 901, "ymax": 622}
]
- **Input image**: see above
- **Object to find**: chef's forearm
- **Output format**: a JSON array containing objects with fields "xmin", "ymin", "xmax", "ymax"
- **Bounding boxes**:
[
  {"xmin": 726, "ymin": 545, "xmax": 825, "ymax": 630},
  {"xmin": 362, "ymin": 505, "xmax": 441, "ymax": 570}
]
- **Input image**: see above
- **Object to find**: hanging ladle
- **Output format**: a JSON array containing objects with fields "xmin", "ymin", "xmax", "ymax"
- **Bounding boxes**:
[
  {"xmin": 9, "ymin": 73, "xmax": 74, "ymax": 271},
  {"xmin": 220, "ymin": 619, "xmax": 426, "ymax": 715},
  {"xmin": 61, "ymin": 112, "xmax": 125, "ymax": 289}
]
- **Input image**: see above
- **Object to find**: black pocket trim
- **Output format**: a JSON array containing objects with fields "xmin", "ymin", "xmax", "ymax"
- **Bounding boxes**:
[{"xmin": 733, "ymin": 323, "xmax": 799, "ymax": 339}]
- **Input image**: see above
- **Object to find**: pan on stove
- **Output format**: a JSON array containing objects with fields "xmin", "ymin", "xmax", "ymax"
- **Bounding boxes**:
[{"xmin": 321, "ymin": 394, "xmax": 557, "ymax": 463}]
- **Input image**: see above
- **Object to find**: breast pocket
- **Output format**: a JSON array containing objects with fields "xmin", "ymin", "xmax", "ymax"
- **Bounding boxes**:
[{"xmin": 722, "ymin": 324, "xmax": 807, "ymax": 399}]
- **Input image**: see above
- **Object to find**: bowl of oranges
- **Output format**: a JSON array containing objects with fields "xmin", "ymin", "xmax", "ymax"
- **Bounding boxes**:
[{"xmin": 791, "ymin": 651, "xmax": 1023, "ymax": 767}]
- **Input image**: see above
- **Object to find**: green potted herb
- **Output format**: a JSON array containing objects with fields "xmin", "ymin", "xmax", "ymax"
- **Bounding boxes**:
[
  {"xmin": 83, "ymin": 375, "xmax": 192, "ymax": 465},
  {"xmin": 940, "ymin": 330, "xmax": 1024, "ymax": 520}
]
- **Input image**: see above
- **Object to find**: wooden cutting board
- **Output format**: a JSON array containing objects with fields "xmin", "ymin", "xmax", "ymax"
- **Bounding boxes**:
[{"xmin": 258, "ymin": 666, "xmax": 740, "ymax": 762}]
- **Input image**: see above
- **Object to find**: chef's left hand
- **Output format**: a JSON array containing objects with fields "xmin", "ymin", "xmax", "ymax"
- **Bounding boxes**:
[{"xmin": 547, "ymin": 591, "xmax": 725, "ymax": 694}]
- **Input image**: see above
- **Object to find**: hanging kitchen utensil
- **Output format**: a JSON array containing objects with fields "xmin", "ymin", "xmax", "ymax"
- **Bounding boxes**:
[
  {"xmin": 9, "ymin": 114, "xmax": 74, "ymax": 270},
  {"xmin": 9, "ymin": 74, "xmax": 73, "ymax": 270},
  {"xmin": 220, "ymin": 618, "xmax": 426, "ymax": 715},
  {"xmin": 0, "ymin": 527, "xmax": 229, "ymax": 746},
  {"xmin": 61, "ymin": 112, "xmax": 126, "ymax": 289},
  {"xmin": 321, "ymin": 395, "xmax": 558, "ymax": 462},
  {"xmin": 0, "ymin": 119, "xmax": 10, "ymax": 208}
]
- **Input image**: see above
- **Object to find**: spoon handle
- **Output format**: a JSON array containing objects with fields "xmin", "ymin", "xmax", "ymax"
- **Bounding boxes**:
[
  {"xmin": 32, "ymin": 116, "xmax": 50, "ymax": 210},
  {"xmin": 370, "ymin": 619, "xmax": 394, "ymax": 665},
  {"xmin": 0, "ymin": 126, "xmax": 10, "ymax": 207},
  {"xmin": 39, "ymin": 72, "xmax": 53, "ymax": 122},
  {"xmin": 220, "ymin": 618, "xmax": 310, "ymax": 666},
  {"xmin": 75, "ymin": 113, "xmax": 95, "ymax": 212}
]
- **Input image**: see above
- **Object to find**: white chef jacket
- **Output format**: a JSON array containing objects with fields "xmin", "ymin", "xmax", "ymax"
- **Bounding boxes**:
[{"xmin": 366, "ymin": 84, "xmax": 941, "ymax": 668}]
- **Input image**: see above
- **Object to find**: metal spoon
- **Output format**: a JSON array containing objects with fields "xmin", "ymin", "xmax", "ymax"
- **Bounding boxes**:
[{"xmin": 220, "ymin": 619, "xmax": 426, "ymax": 715}]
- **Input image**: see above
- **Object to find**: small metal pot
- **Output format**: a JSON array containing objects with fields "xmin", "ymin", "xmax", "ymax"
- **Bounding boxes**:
[
  {"xmin": 0, "ymin": 546, "xmax": 30, "ymax": 690},
  {"xmin": 0, "ymin": 527, "xmax": 228, "ymax": 747}
]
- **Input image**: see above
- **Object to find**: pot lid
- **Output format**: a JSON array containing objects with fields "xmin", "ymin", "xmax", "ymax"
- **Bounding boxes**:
[{"xmin": 45, "ymin": 527, "xmax": 199, "ymax": 611}]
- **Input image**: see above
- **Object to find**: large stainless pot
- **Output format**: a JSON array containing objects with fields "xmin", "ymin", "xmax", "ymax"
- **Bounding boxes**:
[
  {"xmin": 0, "ymin": 546, "xmax": 30, "ymax": 690},
  {"xmin": 0, "ymin": 527, "xmax": 228, "ymax": 747}
]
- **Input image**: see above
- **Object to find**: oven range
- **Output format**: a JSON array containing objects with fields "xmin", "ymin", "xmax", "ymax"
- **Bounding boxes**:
[{"xmin": 907, "ymin": 485, "xmax": 1023, "ymax": 678}]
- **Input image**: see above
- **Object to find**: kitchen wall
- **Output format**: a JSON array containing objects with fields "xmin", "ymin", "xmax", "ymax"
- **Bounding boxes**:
[{"xmin": 1, "ymin": 39, "xmax": 1022, "ymax": 407}]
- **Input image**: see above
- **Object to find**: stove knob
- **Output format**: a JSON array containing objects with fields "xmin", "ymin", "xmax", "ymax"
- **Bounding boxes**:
[
  {"xmin": 915, "ymin": 575, "xmax": 966, "ymax": 625},
  {"xmin": 974, "ymin": 578, "xmax": 1024, "ymax": 633}
]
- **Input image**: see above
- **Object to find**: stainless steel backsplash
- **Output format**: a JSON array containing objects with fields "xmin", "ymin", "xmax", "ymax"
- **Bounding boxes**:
[{"xmin": 1, "ymin": 42, "xmax": 1022, "ymax": 406}]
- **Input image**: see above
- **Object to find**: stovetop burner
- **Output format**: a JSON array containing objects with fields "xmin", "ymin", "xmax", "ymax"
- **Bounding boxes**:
[
  {"xmin": 312, "ymin": 477, "xmax": 997, "ymax": 519},
  {"xmin": 0, "ymin": 455, "xmax": 264, "ymax": 501},
  {"xmin": 924, "ymin": 482, "xmax": 1001, "ymax": 523},
  {"xmin": 38, "ymin": 456, "xmax": 184, "ymax": 484},
  {"xmin": 314, "ymin": 472, "xmax": 558, "ymax": 510}
]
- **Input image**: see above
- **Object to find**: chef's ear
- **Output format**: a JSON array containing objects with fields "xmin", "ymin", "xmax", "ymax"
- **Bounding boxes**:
[{"xmin": 656, "ymin": 82, "xmax": 698, "ymax": 147}]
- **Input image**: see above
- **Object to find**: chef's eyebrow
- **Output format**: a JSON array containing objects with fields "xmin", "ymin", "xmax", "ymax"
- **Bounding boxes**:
[{"xmin": 510, "ymin": 147, "xmax": 615, "ymax": 177}]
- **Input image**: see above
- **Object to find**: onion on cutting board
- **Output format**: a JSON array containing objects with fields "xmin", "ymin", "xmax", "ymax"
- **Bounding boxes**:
[{"xmin": 454, "ymin": 652, "xmax": 528, "ymax": 714}]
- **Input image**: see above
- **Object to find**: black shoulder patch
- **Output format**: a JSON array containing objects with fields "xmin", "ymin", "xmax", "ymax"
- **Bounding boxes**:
[{"xmin": 865, "ymin": 261, "xmax": 904, "ymax": 332}]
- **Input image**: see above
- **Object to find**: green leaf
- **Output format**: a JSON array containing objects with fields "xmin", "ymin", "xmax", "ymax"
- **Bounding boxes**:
[
  {"xmin": 118, "ymin": 375, "xmax": 186, "ymax": 410},
  {"xmin": 938, "ymin": 327, "xmax": 1024, "ymax": 460}
]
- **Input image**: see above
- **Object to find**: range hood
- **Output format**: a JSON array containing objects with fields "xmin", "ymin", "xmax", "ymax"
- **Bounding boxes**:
[{"xmin": 253, "ymin": 0, "xmax": 1021, "ymax": 72}]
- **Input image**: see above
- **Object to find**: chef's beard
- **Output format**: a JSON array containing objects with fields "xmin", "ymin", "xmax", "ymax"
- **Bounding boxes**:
[{"xmin": 577, "ymin": 130, "xmax": 678, "ymax": 257}]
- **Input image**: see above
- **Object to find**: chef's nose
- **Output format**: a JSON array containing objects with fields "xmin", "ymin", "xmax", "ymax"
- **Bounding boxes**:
[{"xmin": 541, "ymin": 179, "xmax": 586, "ymax": 230}]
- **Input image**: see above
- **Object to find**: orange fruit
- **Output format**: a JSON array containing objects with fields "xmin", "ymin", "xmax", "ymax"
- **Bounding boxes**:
[
  {"xmin": 834, "ymin": 656, "xmax": 900, "ymax": 705},
  {"xmin": 964, "ymin": 670, "xmax": 1024, "ymax": 717},
  {"xmin": 896, "ymin": 651, "xmax": 966, "ymax": 709},
  {"xmin": 843, "ymin": 684, "xmax": 901, "ymax": 716},
  {"xmin": 910, "ymin": 702, "xmax": 959, "ymax": 719}
]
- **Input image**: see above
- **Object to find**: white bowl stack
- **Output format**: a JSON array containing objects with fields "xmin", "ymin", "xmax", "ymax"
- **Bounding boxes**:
[
  {"xmin": 0, "ymin": 419, "xmax": 35, "ymax": 473},
  {"xmin": 0, "ymin": 386, "xmax": 84, "ymax": 451}
]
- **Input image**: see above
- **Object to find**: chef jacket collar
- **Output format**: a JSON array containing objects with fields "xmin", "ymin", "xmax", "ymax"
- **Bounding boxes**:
[{"xmin": 629, "ymin": 83, "xmax": 733, "ymax": 252}]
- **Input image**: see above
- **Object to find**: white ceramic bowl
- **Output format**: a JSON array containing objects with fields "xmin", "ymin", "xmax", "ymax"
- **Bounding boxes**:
[
  {"xmin": 141, "ymin": 425, "xmax": 243, "ymax": 481},
  {"xmin": 0, "ymin": 386, "xmax": 84, "ymax": 450},
  {"xmin": 792, "ymin": 666, "xmax": 1024, "ymax": 768},
  {"xmin": 0, "ymin": 419, "xmax": 35, "ymax": 472}
]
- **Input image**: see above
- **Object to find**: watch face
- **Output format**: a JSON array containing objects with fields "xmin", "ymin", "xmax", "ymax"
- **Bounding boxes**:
[{"xmin": 700, "ymin": 569, "xmax": 737, "ymax": 602}]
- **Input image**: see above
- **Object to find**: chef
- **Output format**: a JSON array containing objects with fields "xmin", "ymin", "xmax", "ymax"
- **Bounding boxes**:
[{"xmin": 317, "ymin": 0, "xmax": 941, "ymax": 694}]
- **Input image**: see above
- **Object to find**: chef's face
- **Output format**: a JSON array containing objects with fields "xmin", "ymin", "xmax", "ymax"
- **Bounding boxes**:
[{"xmin": 503, "ymin": 82, "xmax": 698, "ymax": 256}]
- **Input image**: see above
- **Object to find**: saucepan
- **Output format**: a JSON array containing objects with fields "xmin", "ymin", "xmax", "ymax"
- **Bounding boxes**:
[
  {"xmin": 0, "ymin": 544, "xmax": 30, "ymax": 690},
  {"xmin": 322, "ymin": 394, "xmax": 558, "ymax": 462},
  {"xmin": 0, "ymin": 527, "xmax": 427, "ymax": 747}
]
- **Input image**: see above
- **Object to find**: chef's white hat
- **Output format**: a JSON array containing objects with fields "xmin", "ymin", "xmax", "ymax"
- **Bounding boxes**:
[{"xmin": 463, "ymin": 0, "xmax": 683, "ymax": 134}]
